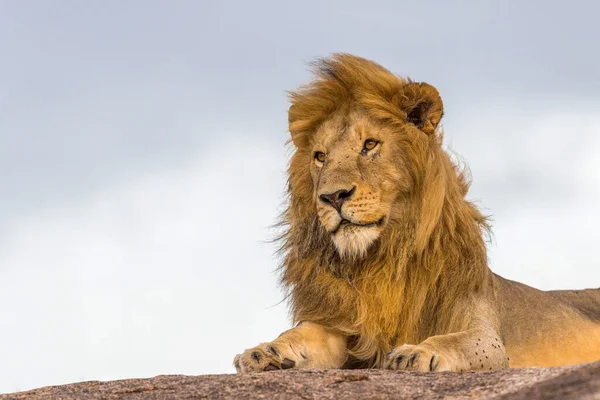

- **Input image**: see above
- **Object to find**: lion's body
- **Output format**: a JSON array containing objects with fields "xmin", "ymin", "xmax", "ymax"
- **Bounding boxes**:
[
  {"xmin": 494, "ymin": 276, "xmax": 600, "ymax": 367},
  {"xmin": 234, "ymin": 54, "xmax": 600, "ymax": 374}
]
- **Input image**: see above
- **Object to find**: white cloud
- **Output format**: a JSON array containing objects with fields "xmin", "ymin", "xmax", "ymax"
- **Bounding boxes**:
[
  {"xmin": 448, "ymin": 108, "xmax": 600, "ymax": 289},
  {"xmin": 0, "ymin": 136, "xmax": 291, "ymax": 392}
]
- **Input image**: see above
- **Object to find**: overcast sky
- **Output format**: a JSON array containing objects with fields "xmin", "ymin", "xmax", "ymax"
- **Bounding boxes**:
[{"xmin": 1, "ymin": 0, "xmax": 599, "ymax": 394}]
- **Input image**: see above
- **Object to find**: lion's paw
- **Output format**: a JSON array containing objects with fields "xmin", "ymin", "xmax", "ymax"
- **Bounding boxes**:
[
  {"xmin": 384, "ymin": 344, "xmax": 454, "ymax": 372},
  {"xmin": 234, "ymin": 343, "xmax": 300, "ymax": 373}
]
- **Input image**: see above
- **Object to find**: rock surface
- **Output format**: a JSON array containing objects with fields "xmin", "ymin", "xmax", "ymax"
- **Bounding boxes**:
[{"xmin": 2, "ymin": 362, "xmax": 599, "ymax": 399}]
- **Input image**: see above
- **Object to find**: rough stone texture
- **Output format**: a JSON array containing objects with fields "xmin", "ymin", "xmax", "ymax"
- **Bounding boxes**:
[{"xmin": 2, "ymin": 362, "xmax": 599, "ymax": 400}]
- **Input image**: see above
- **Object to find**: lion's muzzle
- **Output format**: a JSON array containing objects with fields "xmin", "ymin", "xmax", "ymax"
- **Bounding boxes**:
[{"xmin": 318, "ymin": 186, "xmax": 356, "ymax": 213}]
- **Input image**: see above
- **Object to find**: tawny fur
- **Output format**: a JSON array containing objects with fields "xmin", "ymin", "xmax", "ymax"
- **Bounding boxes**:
[{"xmin": 234, "ymin": 54, "xmax": 600, "ymax": 373}]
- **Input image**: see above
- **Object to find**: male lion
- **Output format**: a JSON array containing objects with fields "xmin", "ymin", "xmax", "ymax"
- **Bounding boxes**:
[{"xmin": 234, "ymin": 54, "xmax": 600, "ymax": 373}]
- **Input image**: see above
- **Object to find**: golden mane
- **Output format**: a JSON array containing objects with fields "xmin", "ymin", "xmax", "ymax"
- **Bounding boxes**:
[
  {"xmin": 287, "ymin": 54, "xmax": 442, "ymax": 147},
  {"xmin": 279, "ymin": 54, "xmax": 492, "ymax": 366}
]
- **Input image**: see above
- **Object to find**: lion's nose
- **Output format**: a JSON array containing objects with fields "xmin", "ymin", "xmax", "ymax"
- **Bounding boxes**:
[{"xmin": 319, "ymin": 187, "xmax": 356, "ymax": 212}]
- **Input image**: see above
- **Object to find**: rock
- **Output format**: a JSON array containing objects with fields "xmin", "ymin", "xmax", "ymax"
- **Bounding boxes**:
[{"xmin": 2, "ymin": 362, "xmax": 599, "ymax": 399}]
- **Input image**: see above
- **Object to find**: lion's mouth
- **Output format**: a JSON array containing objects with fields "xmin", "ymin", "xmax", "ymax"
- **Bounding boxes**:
[{"xmin": 332, "ymin": 217, "xmax": 385, "ymax": 234}]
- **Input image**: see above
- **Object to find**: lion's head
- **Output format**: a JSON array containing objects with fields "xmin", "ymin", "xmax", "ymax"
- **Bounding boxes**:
[{"xmin": 286, "ymin": 54, "xmax": 445, "ymax": 259}]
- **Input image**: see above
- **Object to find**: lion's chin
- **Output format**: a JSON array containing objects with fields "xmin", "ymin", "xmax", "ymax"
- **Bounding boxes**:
[{"xmin": 332, "ymin": 225, "xmax": 381, "ymax": 259}]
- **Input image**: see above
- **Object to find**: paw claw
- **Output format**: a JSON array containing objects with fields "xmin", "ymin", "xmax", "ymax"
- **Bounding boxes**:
[
  {"xmin": 264, "ymin": 364, "xmax": 279, "ymax": 371},
  {"xmin": 407, "ymin": 353, "xmax": 419, "ymax": 368},
  {"xmin": 395, "ymin": 355, "xmax": 405, "ymax": 367},
  {"xmin": 281, "ymin": 358, "xmax": 296, "ymax": 369},
  {"xmin": 429, "ymin": 355, "xmax": 439, "ymax": 371},
  {"xmin": 251, "ymin": 351, "xmax": 262, "ymax": 362},
  {"xmin": 267, "ymin": 346, "xmax": 279, "ymax": 356}
]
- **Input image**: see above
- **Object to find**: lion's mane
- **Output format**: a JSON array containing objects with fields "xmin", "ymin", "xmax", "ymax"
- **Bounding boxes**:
[{"xmin": 278, "ymin": 54, "xmax": 492, "ymax": 366}]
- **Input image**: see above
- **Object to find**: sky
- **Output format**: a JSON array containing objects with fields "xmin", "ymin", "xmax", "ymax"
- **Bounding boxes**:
[{"xmin": 1, "ymin": 0, "xmax": 599, "ymax": 393}]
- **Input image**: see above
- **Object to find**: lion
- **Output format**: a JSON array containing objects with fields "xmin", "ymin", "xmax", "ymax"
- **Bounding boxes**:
[{"xmin": 234, "ymin": 54, "xmax": 600, "ymax": 373}]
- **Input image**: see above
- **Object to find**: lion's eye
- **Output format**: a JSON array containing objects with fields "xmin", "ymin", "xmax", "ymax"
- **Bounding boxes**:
[
  {"xmin": 363, "ymin": 139, "xmax": 379, "ymax": 152},
  {"xmin": 314, "ymin": 152, "xmax": 327, "ymax": 163}
]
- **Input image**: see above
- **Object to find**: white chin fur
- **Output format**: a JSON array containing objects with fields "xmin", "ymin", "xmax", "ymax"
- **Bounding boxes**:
[{"xmin": 332, "ymin": 226, "xmax": 380, "ymax": 258}]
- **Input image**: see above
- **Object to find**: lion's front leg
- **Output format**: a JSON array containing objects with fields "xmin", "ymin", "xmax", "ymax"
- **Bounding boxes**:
[
  {"xmin": 384, "ymin": 326, "xmax": 509, "ymax": 372},
  {"xmin": 234, "ymin": 322, "xmax": 347, "ymax": 373}
]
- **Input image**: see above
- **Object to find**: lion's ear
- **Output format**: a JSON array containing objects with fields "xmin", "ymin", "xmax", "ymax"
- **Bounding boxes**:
[{"xmin": 398, "ymin": 82, "xmax": 444, "ymax": 135}]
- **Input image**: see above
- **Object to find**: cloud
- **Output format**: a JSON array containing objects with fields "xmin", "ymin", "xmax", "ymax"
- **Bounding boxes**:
[
  {"xmin": 447, "ymin": 107, "xmax": 600, "ymax": 288},
  {"xmin": 0, "ymin": 136, "xmax": 291, "ymax": 392}
]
